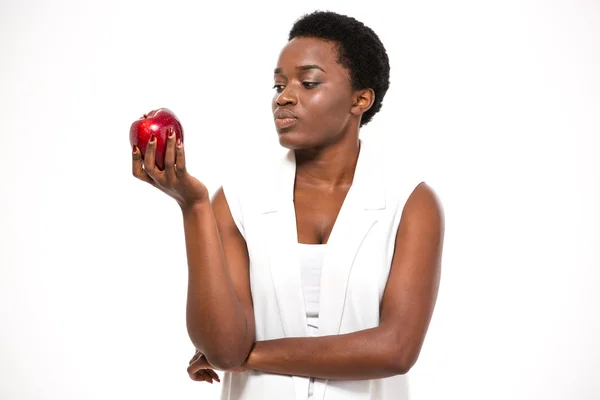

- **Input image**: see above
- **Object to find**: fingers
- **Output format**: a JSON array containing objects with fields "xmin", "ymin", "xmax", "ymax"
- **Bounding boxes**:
[
  {"xmin": 132, "ymin": 145, "xmax": 154, "ymax": 185},
  {"xmin": 207, "ymin": 369, "xmax": 221, "ymax": 382},
  {"xmin": 202, "ymin": 370, "xmax": 214, "ymax": 383},
  {"xmin": 187, "ymin": 355, "xmax": 208, "ymax": 376},
  {"xmin": 143, "ymin": 134, "xmax": 158, "ymax": 176},
  {"xmin": 164, "ymin": 128, "xmax": 177, "ymax": 183},
  {"xmin": 188, "ymin": 363, "xmax": 217, "ymax": 383},
  {"xmin": 189, "ymin": 372, "xmax": 206, "ymax": 382},
  {"xmin": 187, "ymin": 354, "xmax": 222, "ymax": 384},
  {"xmin": 175, "ymin": 136, "xmax": 186, "ymax": 176},
  {"xmin": 190, "ymin": 369, "xmax": 212, "ymax": 383},
  {"xmin": 132, "ymin": 130, "xmax": 185, "ymax": 190}
]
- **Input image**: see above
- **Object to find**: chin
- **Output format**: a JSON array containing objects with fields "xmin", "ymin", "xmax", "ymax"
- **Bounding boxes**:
[{"xmin": 276, "ymin": 129, "xmax": 307, "ymax": 150}]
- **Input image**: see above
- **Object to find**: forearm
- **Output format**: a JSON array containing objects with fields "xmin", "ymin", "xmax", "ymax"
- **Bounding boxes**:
[
  {"xmin": 245, "ymin": 326, "xmax": 405, "ymax": 380},
  {"xmin": 182, "ymin": 200, "xmax": 250, "ymax": 369}
]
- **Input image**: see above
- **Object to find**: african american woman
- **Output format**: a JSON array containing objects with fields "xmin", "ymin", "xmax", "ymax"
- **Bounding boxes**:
[{"xmin": 132, "ymin": 10, "xmax": 445, "ymax": 400}]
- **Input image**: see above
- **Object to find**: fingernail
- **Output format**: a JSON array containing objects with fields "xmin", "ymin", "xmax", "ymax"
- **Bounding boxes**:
[
  {"xmin": 150, "ymin": 133, "xmax": 155, "ymax": 142},
  {"xmin": 168, "ymin": 129, "xmax": 174, "ymax": 138},
  {"xmin": 177, "ymin": 137, "xmax": 182, "ymax": 146},
  {"xmin": 132, "ymin": 145, "xmax": 137, "ymax": 153}
]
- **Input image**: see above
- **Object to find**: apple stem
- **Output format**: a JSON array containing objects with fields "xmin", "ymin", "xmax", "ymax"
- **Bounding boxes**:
[{"xmin": 143, "ymin": 114, "xmax": 148, "ymax": 118}]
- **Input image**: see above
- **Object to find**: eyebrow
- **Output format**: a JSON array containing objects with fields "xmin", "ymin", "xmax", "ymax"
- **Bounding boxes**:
[{"xmin": 274, "ymin": 64, "xmax": 326, "ymax": 74}]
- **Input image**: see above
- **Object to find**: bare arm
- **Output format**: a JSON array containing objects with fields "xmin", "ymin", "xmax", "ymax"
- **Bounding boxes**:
[
  {"xmin": 132, "ymin": 132, "xmax": 255, "ymax": 371},
  {"xmin": 183, "ymin": 187, "xmax": 255, "ymax": 370},
  {"xmin": 244, "ymin": 182, "xmax": 444, "ymax": 379},
  {"xmin": 245, "ymin": 328, "xmax": 398, "ymax": 380}
]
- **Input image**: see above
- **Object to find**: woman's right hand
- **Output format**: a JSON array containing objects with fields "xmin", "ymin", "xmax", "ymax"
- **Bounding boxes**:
[
  {"xmin": 188, "ymin": 349, "xmax": 220, "ymax": 384},
  {"xmin": 132, "ymin": 128, "xmax": 210, "ymax": 210}
]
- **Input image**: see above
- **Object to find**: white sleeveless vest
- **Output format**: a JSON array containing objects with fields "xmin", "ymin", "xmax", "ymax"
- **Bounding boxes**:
[
  {"xmin": 221, "ymin": 139, "xmax": 421, "ymax": 400},
  {"xmin": 298, "ymin": 243, "xmax": 327, "ymax": 398}
]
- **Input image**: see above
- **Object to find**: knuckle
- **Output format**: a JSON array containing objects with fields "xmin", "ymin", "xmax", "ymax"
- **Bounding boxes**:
[
  {"xmin": 132, "ymin": 169, "xmax": 145, "ymax": 180},
  {"xmin": 143, "ymin": 162, "xmax": 154, "ymax": 173}
]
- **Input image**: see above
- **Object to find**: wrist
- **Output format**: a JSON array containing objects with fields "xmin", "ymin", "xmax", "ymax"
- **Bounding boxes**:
[{"xmin": 180, "ymin": 197, "xmax": 211, "ymax": 216}]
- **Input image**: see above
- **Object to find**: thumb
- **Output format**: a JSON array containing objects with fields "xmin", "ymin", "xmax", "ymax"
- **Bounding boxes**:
[
  {"xmin": 187, "ymin": 355, "xmax": 210, "ymax": 375},
  {"xmin": 189, "ymin": 349, "xmax": 202, "ymax": 364},
  {"xmin": 132, "ymin": 145, "xmax": 154, "ymax": 185}
]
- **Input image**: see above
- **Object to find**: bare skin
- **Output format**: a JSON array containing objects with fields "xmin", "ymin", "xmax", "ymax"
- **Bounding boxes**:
[
  {"xmin": 132, "ymin": 133, "xmax": 254, "ymax": 373},
  {"xmin": 133, "ymin": 36, "xmax": 444, "ymax": 384}
]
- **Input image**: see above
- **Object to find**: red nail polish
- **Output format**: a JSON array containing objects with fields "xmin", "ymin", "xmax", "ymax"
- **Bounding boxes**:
[
  {"xmin": 132, "ymin": 145, "xmax": 137, "ymax": 153},
  {"xmin": 150, "ymin": 133, "xmax": 155, "ymax": 142}
]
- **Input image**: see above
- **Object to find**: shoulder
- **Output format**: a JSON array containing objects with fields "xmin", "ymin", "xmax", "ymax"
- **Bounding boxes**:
[{"xmin": 403, "ymin": 182, "xmax": 444, "ymax": 227}]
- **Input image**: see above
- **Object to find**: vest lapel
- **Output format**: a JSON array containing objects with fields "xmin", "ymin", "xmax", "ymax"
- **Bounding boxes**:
[
  {"xmin": 260, "ymin": 140, "xmax": 386, "ymax": 338},
  {"xmin": 260, "ymin": 150, "xmax": 308, "ymax": 339},
  {"xmin": 313, "ymin": 140, "xmax": 388, "ymax": 400},
  {"xmin": 316, "ymin": 139, "xmax": 386, "ymax": 337},
  {"xmin": 260, "ymin": 150, "xmax": 311, "ymax": 400}
]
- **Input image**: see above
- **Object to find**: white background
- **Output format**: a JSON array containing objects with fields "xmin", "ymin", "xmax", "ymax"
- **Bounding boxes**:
[{"xmin": 1, "ymin": 0, "xmax": 599, "ymax": 399}]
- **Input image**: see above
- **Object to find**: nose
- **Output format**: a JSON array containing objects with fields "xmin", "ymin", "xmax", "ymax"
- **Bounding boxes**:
[{"xmin": 275, "ymin": 85, "xmax": 298, "ymax": 107}]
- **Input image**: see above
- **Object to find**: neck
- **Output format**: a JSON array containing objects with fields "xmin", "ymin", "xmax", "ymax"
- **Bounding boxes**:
[{"xmin": 294, "ymin": 137, "xmax": 361, "ymax": 189}]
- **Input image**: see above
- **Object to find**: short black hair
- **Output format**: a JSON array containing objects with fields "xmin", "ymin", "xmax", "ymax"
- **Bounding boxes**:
[{"xmin": 289, "ymin": 11, "xmax": 390, "ymax": 127}]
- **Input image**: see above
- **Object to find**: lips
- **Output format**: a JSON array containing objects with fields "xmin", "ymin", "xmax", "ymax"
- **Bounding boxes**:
[
  {"xmin": 274, "ymin": 109, "xmax": 298, "ymax": 130},
  {"xmin": 274, "ymin": 109, "xmax": 298, "ymax": 120}
]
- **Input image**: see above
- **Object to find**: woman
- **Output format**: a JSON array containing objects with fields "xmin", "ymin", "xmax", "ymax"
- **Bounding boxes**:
[{"xmin": 132, "ymin": 11, "xmax": 444, "ymax": 400}]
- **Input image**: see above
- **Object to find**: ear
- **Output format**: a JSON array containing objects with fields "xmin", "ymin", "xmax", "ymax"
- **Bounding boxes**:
[{"xmin": 350, "ymin": 88, "xmax": 375, "ymax": 117}]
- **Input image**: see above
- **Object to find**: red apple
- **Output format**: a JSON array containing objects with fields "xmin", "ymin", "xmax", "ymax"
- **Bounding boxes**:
[{"xmin": 130, "ymin": 108, "xmax": 184, "ymax": 170}]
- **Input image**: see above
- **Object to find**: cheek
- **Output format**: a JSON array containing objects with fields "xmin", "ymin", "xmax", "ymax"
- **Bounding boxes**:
[
  {"xmin": 309, "ymin": 91, "xmax": 352, "ymax": 126},
  {"xmin": 306, "ymin": 91, "xmax": 344, "ymax": 117}
]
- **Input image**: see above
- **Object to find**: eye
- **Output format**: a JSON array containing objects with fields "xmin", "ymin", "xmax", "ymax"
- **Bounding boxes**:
[
  {"xmin": 303, "ymin": 82, "xmax": 320, "ymax": 89},
  {"xmin": 273, "ymin": 84, "xmax": 285, "ymax": 93}
]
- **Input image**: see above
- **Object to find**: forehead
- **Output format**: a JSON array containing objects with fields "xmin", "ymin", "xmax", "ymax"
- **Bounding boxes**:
[{"xmin": 276, "ymin": 36, "xmax": 341, "ymax": 70}]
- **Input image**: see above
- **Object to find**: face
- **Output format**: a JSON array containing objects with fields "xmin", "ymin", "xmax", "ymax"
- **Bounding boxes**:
[{"xmin": 272, "ymin": 37, "xmax": 366, "ymax": 149}]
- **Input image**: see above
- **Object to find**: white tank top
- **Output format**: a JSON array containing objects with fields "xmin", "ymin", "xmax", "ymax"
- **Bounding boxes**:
[{"xmin": 298, "ymin": 243, "xmax": 327, "ymax": 398}]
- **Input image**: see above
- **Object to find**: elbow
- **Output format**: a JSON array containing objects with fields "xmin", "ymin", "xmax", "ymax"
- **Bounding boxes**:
[
  {"xmin": 390, "ymin": 358, "xmax": 413, "ymax": 375},
  {"xmin": 388, "ymin": 346, "xmax": 420, "ymax": 376},
  {"xmin": 190, "ymin": 326, "xmax": 254, "ymax": 371},
  {"xmin": 204, "ymin": 342, "xmax": 253, "ymax": 371},
  {"xmin": 207, "ymin": 353, "xmax": 244, "ymax": 371},
  {"xmin": 203, "ymin": 345, "xmax": 250, "ymax": 371},
  {"xmin": 383, "ymin": 329, "xmax": 423, "ymax": 376}
]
